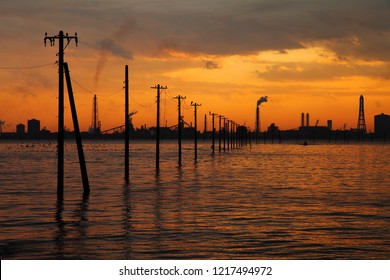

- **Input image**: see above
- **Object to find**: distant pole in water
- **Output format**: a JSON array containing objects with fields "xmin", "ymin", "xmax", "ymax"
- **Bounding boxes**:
[
  {"xmin": 174, "ymin": 95, "xmax": 186, "ymax": 167},
  {"xmin": 151, "ymin": 84, "xmax": 167, "ymax": 171},
  {"xmin": 191, "ymin": 102, "xmax": 201, "ymax": 161},
  {"xmin": 209, "ymin": 112, "xmax": 217, "ymax": 155},
  {"xmin": 256, "ymin": 106, "xmax": 259, "ymax": 144},
  {"xmin": 223, "ymin": 117, "xmax": 227, "ymax": 151},
  {"xmin": 203, "ymin": 114, "xmax": 207, "ymax": 140},
  {"xmin": 64, "ymin": 62, "xmax": 90, "ymax": 194},
  {"xmin": 226, "ymin": 119, "xmax": 230, "ymax": 150},
  {"xmin": 230, "ymin": 121, "xmax": 234, "ymax": 149},
  {"xmin": 44, "ymin": 31, "xmax": 78, "ymax": 198},
  {"xmin": 125, "ymin": 65, "xmax": 129, "ymax": 181},
  {"xmin": 218, "ymin": 115, "xmax": 223, "ymax": 153}
]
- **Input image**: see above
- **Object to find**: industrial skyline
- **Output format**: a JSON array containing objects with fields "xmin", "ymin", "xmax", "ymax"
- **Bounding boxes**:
[
  {"xmin": 2, "ymin": 92, "xmax": 388, "ymax": 136},
  {"xmin": 3, "ymin": 106, "xmax": 389, "ymax": 141}
]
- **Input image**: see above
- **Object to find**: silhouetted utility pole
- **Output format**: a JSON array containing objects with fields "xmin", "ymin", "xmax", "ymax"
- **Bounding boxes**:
[
  {"xmin": 256, "ymin": 106, "xmax": 259, "ymax": 144},
  {"xmin": 236, "ymin": 123, "xmax": 240, "ymax": 148},
  {"xmin": 226, "ymin": 119, "xmax": 230, "ymax": 150},
  {"xmin": 218, "ymin": 115, "xmax": 223, "ymax": 153},
  {"xmin": 151, "ymin": 84, "xmax": 167, "ymax": 171},
  {"xmin": 203, "ymin": 114, "xmax": 207, "ymax": 140},
  {"xmin": 44, "ymin": 31, "xmax": 78, "ymax": 198},
  {"xmin": 64, "ymin": 63, "xmax": 89, "ymax": 195},
  {"xmin": 222, "ymin": 117, "xmax": 227, "ymax": 151},
  {"xmin": 231, "ymin": 121, "xmax": 234, "ymax": 149},
  {"xmin": 125, "ymin": 65, "xmax": 129, "ymax": 181},
  {"xmin": 191, "ymin": 102, "xmax": 201, "ymax": 161},
  {"xmin": 174, "ymin": 95, "xmax": 186, "ymax": 167},
  {"xmin": 209, "ymin": 112, "xmax": 217, "ymax": 155}
]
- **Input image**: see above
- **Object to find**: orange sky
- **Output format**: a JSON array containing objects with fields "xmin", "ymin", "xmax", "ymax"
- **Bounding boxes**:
[{"xmin": 1, "ymin": 0, "xmax": 389, "ymax": 133}]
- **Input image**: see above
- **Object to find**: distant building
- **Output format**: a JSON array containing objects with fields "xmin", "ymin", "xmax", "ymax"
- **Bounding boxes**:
[
  {"xmin": 267, "ymin": 123, "xmax": 280, "ymax": 134},
  {"xmin": 16, "ymin": 124, "xmax": 25, "ymax": 136},
  {"xmin": 327, "ymin": 120, "xmax": 333, "ymax": 131},
  {"xmin": 299, "ymin": 125, "xmax": 330, "ymax": 139},
  {"xmin": 375, "ymin": 113, "xmax": 390, "ymax": 139},
  {"xmin": 27, "ymin": 119, "xmax": 40, "ymax": 137}
]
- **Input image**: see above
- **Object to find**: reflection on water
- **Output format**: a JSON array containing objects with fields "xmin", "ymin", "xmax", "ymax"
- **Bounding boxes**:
[
  {"xmin": 54, "ymin": 193, "xmax": 90, "ymax": 259},
  {"xmin": 0, "ymin": 141, "xmax": 389, "ymax": 259}
]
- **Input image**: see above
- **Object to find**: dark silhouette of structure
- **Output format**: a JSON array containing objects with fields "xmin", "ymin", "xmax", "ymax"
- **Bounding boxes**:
[
  {"xmin": 174, "ymin": 94, "xmax": 186, "ymax": 167},
  {"xmin": 27, "ymin": 119, "xmax": 40, "ymax": 136},
  {"xmin": 44, "ymin": 30, "xmax": 78, "ymax": 198},
  {"xmin": 151, "ymin": 84, "xmax": 167, "ymax": 171},
  {"xmin": 357, "ymin": 95, "xmax": 367, "ymax": 133},
  {"xmin": 191, "ymin": 101, "xmax": 201, "ymax": 161},
  {"xmin": 0, "ymin": 120, "xmax": 4, "ymax": 134},
  {"xmin": 209, "ymin": 112, "xmax": 217, "ymax": 154},
  {"xmin": 64, "ymin": 62, "xmax": 90, "ymax": 195},
  {"xmin": 255, "ymin": 96, "xmax": 267, "ymax": 143},
  {"xmin": 300, "ymin": 112, "xmax": 311, "ymax": 127},
  {"xmin": 89, "ymin": 95, "xmax": 101, "ymax": 135},
  {"xmin": 16, "ymin": 124, "xmax": 25, "ymax": 136},
  {"xmin": 124, "ymin": 65, "xmax": 129, "ymax": 181},
  {"xmin": 327, "ymin": 120, "xmax": 333, "ymax": 131},
  {"xmin": 375, "ymin": 113, "xmax": 390, "ymax": 139}
]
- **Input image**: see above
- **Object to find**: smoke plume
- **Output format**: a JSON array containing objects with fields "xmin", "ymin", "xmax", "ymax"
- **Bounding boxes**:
[
  {"xmin": 257, "ymin": 96, "xmax": 268, "ymax": 107},
  {"xmin": 94, "ymin": 19, "xmax": 136, "ymax": 87}
]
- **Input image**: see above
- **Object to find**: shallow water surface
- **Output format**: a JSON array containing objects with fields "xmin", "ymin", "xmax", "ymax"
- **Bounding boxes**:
[{"xmin": 0, "ymin": 141, "xmax": 389, "ymax": 259}]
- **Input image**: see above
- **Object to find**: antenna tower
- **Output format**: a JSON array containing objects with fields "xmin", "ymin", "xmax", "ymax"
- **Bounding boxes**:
[
  {"xmin": 90, "ymin": 94, "xmax": 101, "ymax": 134},
  {"xmin": 357, "ymin": 95, "xmax": 366, "ymax": 133}
]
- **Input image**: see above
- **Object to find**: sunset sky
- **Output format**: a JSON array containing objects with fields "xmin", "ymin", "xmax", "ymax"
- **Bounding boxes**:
[{"xmin": 1, "ymin": 0, "xmax": 389, "ymax": 133}]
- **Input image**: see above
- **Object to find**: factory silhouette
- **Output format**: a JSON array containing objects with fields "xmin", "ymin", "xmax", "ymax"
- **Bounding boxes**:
[{"xmin": 1, "ymin": 95, "xmax": 390, "ymax": 142}]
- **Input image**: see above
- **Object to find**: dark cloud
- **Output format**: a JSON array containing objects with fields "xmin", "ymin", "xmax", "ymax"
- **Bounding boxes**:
[
  {"xmin": 128, "ymin": 0, "xmax": 390, "ymax": 61},
  {"xmin": 203, "ymin": 60, "xmax": 221, "ymax": 70},
  {"xmin": 255, "ymin": 61, "xmax": 390, "ymax": 81},
  {"xmin": 1, "ymin": 0, "xmax": 389, "ymax": 63}
]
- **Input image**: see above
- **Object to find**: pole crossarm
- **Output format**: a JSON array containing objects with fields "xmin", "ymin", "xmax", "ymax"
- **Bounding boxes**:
[{"xmin": 44, "ymin": 32, "xmax": 78, "ymax": 48}]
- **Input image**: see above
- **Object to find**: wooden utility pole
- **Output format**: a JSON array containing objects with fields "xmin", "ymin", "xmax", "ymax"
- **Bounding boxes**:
[
  {"xmin": 174, "ymin": 95, "xmax": 186, "ymax": 167},
  {"xmin": 44, "ymin": 31, "xmax": 78, "ymax": 198},
  {"xmin": 223, "ymin": 117, "xmax": 227, "ymax": 151},
  {"xmin": 218, "ymin": 115, "xmax": 223, "ymax": 153},
  {"xmin": 209, "ymin": 112, "xmax": 218, "ymax": 155},
  {"xmin": 125, "ymin": 65, "xmax": 129, "ymax": 181},
  {"xmin": 191, "ymin": 102, "xmax": 201, "ymax": 161},
  {"xmin": 151, "ymin": 84, "xmax": 167, "ymax": 171},
  {"xmin": 64, "ymin": 63, "xmax": 90, "ymax": 195}
]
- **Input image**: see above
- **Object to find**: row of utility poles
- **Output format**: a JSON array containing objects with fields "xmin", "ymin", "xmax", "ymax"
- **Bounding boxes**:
[
  {"xmin": 151, "ymin": 86, "xmax": 244, "ymax": 172},
  {"xmin": 209, "ymin": 112, "xmax": 242, "ymax": 154},
  {"xmin": 45, "ymin": 30, "xmax": 245, "ymax": 199}
]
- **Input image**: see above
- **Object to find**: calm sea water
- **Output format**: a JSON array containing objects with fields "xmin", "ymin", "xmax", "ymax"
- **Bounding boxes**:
[{"xmin": 0, "ymin": 140, "xmax": 389, "ymax": 259}]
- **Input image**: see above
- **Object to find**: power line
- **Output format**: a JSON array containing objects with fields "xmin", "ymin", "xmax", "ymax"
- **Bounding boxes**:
[
  {"xmin": 130, "ymin": 96, "xmax": 154, "ymax": 108},
  {"xmin": 0, "ymin": 62, "xmax": 56, "ymax": 70},
  {"xmin": 70, "ymin": 77, "xmax": 123, "ymax": 97}
]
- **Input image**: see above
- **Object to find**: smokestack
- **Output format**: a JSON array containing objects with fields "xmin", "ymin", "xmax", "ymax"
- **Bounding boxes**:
[
  {"xmin": 301, "ymin": 113, "xmax": 304, "ymax": 127},
  {"xmin": 257, "ymin": 96, "xmax": 268, "ymax": 107},
  {"xmin": 306, "ymin": 113, "xmax": 310, "ymax": 127}
]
